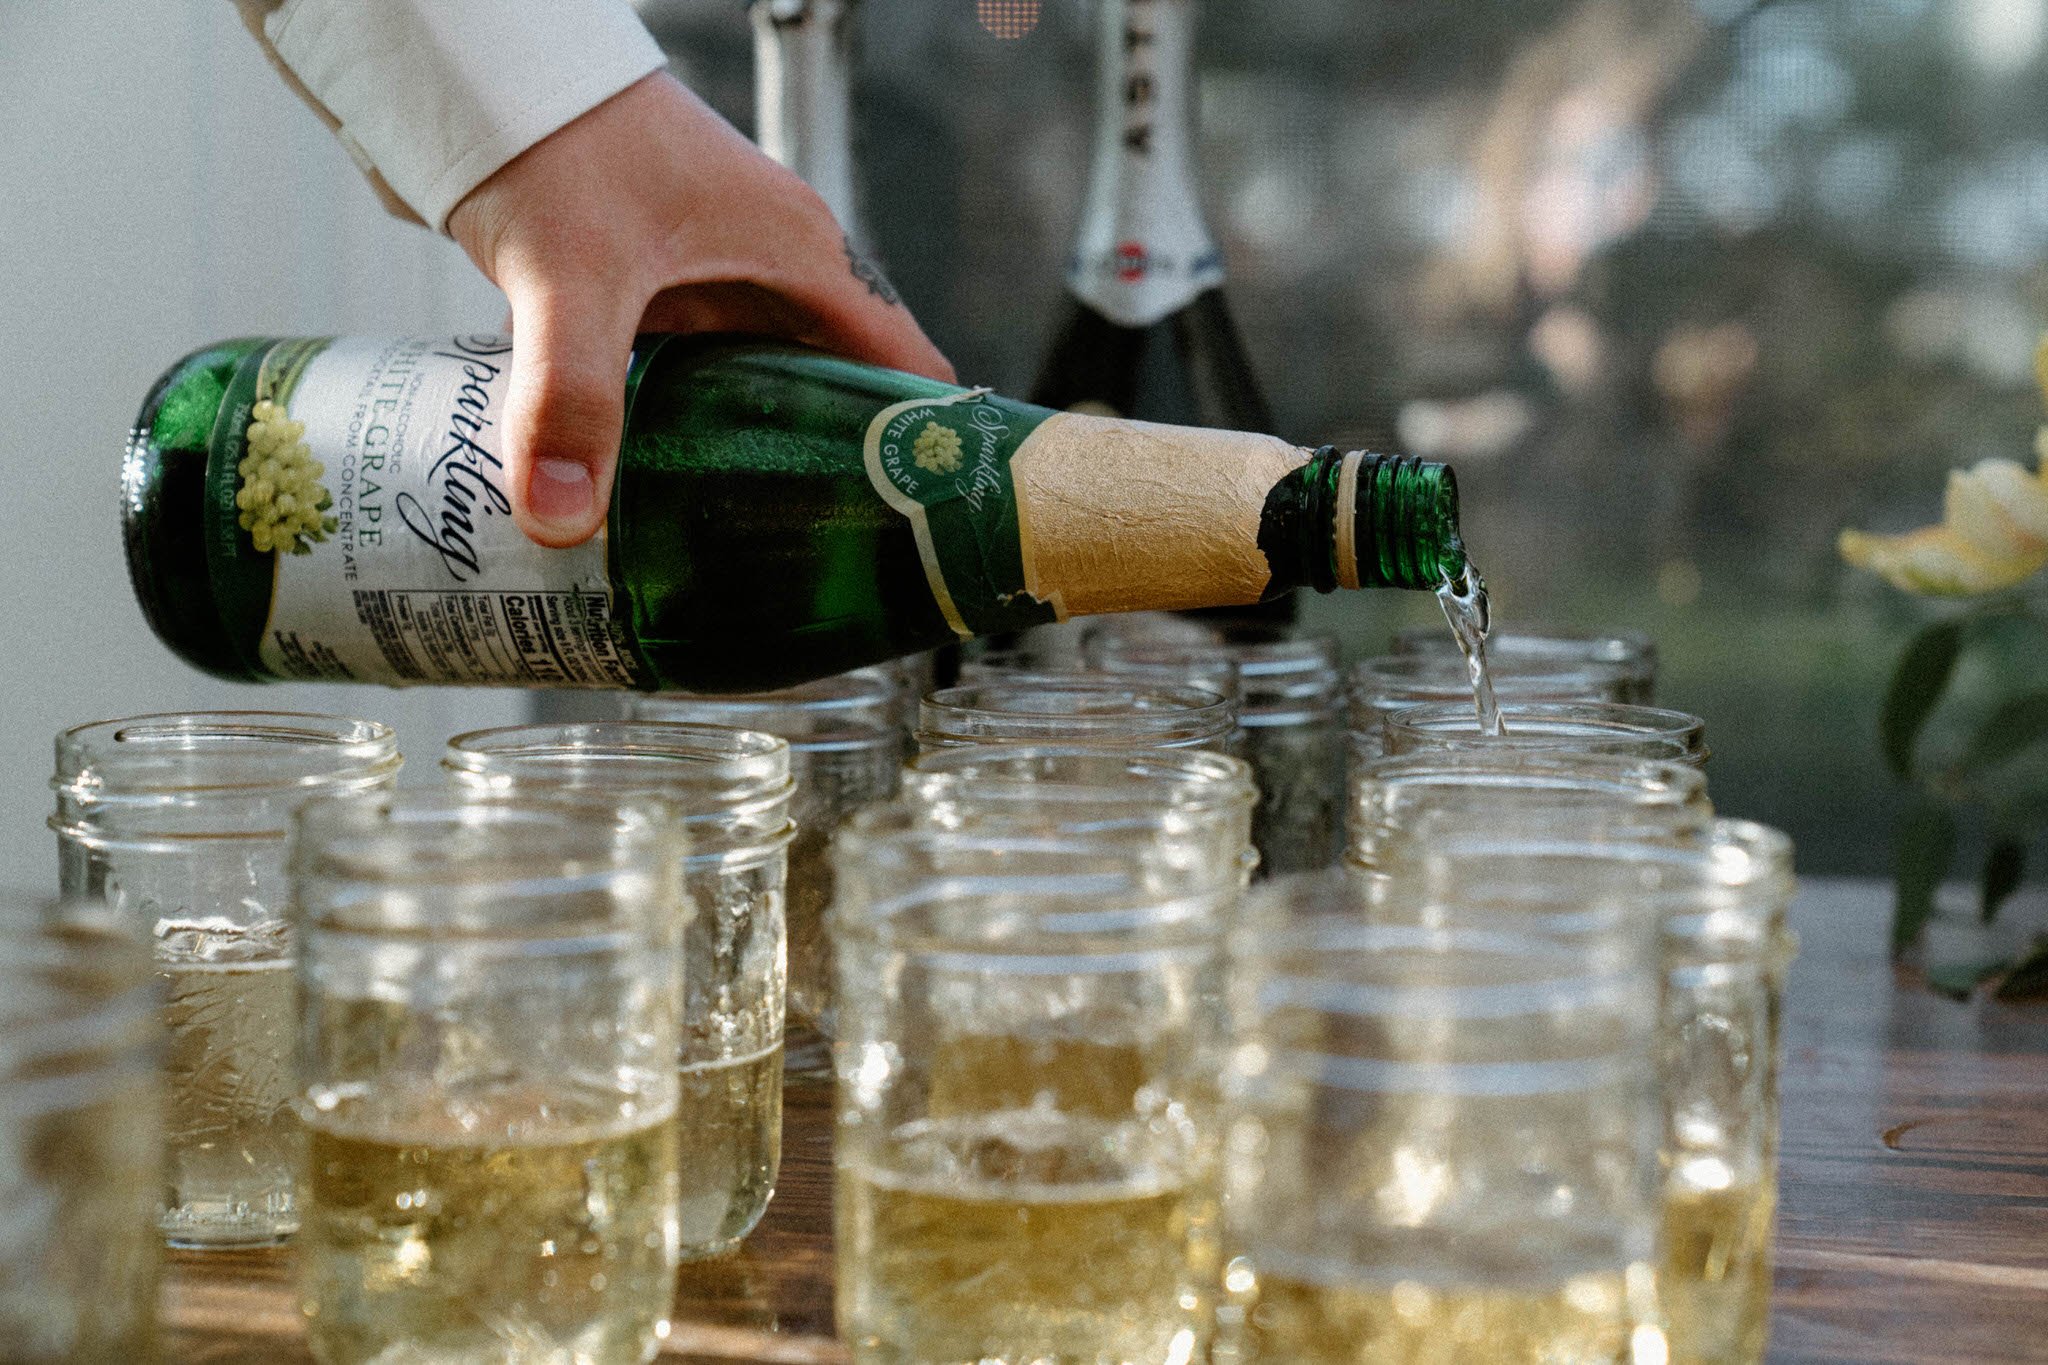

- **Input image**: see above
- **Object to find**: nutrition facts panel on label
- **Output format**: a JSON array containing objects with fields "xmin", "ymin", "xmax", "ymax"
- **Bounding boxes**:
[{"xmin": 272, "ymin": 589, "xmax": 643, "ymax": 687}]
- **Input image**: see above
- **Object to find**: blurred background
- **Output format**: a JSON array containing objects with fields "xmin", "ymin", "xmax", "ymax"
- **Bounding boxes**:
[{"xmin": 6, "ymin": 0, "xmax": 2048, "ymax": 879}]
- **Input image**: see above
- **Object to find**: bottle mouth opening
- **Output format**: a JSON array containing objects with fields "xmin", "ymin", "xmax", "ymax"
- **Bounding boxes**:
[{"xmin": 1329, "ymin": 451, "xmax": 1466, "ymax": 592}]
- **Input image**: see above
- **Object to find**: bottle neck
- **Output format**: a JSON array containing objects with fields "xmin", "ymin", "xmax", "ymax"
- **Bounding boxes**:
[
  {"xmin": 1068, "ymin": 0, "xmax": 1223, "ymax": 328},
  {"xmin": 751, "ymin": 0, "xmax": 867, "ymax": 246},
  {"xmin": 1265, "ymin": 449, "xmax": 1466, "ymax": 594}
]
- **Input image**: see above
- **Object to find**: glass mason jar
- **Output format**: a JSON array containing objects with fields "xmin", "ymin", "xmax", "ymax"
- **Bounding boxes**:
[
  {"xmin": 1384, "ymin": 701, "xmax": 1710, "ymax": 767},
  {"xmin": 291, "ymin": 791, "xmax": 685, "ymax": 1365},
  {"xmin": 1223, "ymin": 870, "xmax": 1665, "ymax": 1364},
  {"xmin": 1345, "ymin": 654, "xmax": 1633, "ymax": 764},
  {"xmin": 905, "ymin": 744, "xmax": 1260, "ymax": 882},
  {"xmin": 1389, "ymin": 625, "xmax": 1659, "ymax": 705},
  {"xmin": 1644, "ymin": 820, "xmax": 1797, "ymax": 1365},
  {"xmin": 979, "ymin": 611, "xmax": 1224, "ymax": 674},
  {"xmin": 1345, "ymin": 751, "xmax": 1714, "ymax": 874},
  {"xmin": 832, "ymin": 813, "xmax": 1236, "ymax": 1363},
  {"xmin": 956, "ymin": 648, "xmax": 1246, "ymax": 710},
  {"xmin": 628, "ymin": 674, "xmax": 902, "ymax": 1060},
  {"xmin": 1090, "ymin": 632, "xmax": 1344, "ymax": 878},
  {"xmin": 916, "ymin": 678, "xmax": 1239, "ymax": 753},
  {"xmin": 49, "ymin": 711, "xmax": 401, "ymax": 1248},
  {"xmin": 1378, "ymin": 822, "xmax": 1796, "ymax": 1365},
  {"xmin": 443, "ymin": 721, "xmax": 796, "ymax": 1258},
  {"xmin": 0, "ymin": 905, "xmax": 160, "ymax": 1363}
]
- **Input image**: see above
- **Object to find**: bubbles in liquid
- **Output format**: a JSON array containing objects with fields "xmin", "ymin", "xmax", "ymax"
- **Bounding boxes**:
[{"xmin": 1435, "ymin": 562, "xmax": 1504, "ymax": 737}]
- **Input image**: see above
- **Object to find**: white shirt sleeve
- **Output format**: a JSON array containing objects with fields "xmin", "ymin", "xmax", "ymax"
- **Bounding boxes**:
[{"xmin": 260, "ymin": 0, "xmax": 668, "ymax": 233}]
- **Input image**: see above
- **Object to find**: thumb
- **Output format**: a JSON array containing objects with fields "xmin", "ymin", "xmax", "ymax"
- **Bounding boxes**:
[{"xmin": 501, "ymin": 277, "xmax": 644, "ymax": 548}]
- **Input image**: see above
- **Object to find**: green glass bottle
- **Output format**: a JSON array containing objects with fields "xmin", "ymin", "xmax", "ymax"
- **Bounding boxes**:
[{"xmin": 122, "ymin": 334, "xmax": 1465, "ymax": 692}]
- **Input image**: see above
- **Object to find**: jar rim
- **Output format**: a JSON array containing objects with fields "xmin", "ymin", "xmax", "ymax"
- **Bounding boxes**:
[
  {"xmin": 53, "ymin": 710, "xmax": 400, "ymax": 798},
  {"xmin": 629, "ymin": 675, "xmax": 901, "ymax": 746},
  {"xmin": 1383, "ymin": 701, "xmax": 1708, "ymax": 763},
  {"xmin": 444, "ymin": 721, "xmax": 793, "ymax": 803},
  {"xmin": 292, "ymin": 791, "xmax": 685, "ymax": 937},
  {"xmin": 1384, "ymin": 825, "xmax": 1791, "ymax": 934},
  {"xmin": 918, "ymin": 678, "xmax": 1237, "ymax": 748},
  {"xmin": 832, "ymin": 803, "xmax": 1238, "ymax": 954},
  {"xmin": 1349, "ymin": 653, "xmax": 1631, "ymax": 692},
  {"xmin": 1090, "ymin": 632, "xmax": 1340, "ymax": 719},
  {"xmin": 904, "ymin": 744, "xmax": 1257, "ymax": 814},
  {"xmin": 1356, "ymin": 750, "xmax": 1708, "ymax": 802},
  {"xmin": 1390, "ymin": 623, "xmax": 1656, "ymax": 662}
]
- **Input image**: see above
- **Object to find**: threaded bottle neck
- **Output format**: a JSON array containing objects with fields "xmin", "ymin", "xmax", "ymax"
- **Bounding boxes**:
[{"xmin": 1294, "ymin": 448, "xmax": 1465, "ymax": 593}]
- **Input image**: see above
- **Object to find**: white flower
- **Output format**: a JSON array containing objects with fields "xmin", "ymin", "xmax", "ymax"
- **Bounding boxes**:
[
  {"xmin": 1838, "ymin": 335, "xmax": 2048, "ymax": 596},
  {"xmin": 1840, "ymin": 447, "xmax": 2048, "ymax": 595}
]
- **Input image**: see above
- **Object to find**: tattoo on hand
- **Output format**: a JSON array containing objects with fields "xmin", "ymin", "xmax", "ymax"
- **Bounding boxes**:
[{"xmin": 845, "ymin": 235, "xmax": 902, "ymax": 306}]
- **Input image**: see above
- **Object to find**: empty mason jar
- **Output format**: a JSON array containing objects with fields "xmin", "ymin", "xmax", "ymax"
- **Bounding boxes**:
[
  {"xmin": 1346, "ymin": 654, "xmax": 1633, "ymax": 763},
  {"xmin": 0, "ymin": 904, "xmax": 160, "ymax": 1363},
  {"xmin": 628, "ymin": 674, "xmax": 903, "ymax": 1059},
  {"xmin": 832, "ymin": 812, "xmax": 1236, "ymax": 1363},
  {"xmin": 49, "ymin": 711, "xmax": 400, "ymax": 1248},
  {"xmin": 1224, "ymin": 869, "xmax": 1665, "ymax": 1363},
  {"xmin": 443, "ymin": 721, "xmax": 795, "ymax": 1259},
  {"xmin": 917, "ymin": 678, "xmax": 1238, "ymax": 753},
  {"xmin": 1346, "ymin": 751, "xmax": 1714, "ymax": 873},
  {"xmin": 1090, "ymin": 632, "xmax": 1344, "ymax": 877},
  {"xmin": 957, "ymin": 649, "xmax": 1246, "ymax": 710},
  {"xmin": 1384, "ymin": 701, "xmax": 1710, "ymax": 767},
  {"xmin": 1389, "ymin": 625, "xmax": 1659, "ymax": 704},
  {"xmin": 985, "ymin": 611, "xmax": 1219, "ymax": 673},
  {"xmin": 292, "ymin": 791, "xmax": 684, "ymax": 1365}
]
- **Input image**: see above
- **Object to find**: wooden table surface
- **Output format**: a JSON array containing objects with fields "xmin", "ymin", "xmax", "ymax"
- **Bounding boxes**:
[{"xmin": 164, "ymin": 878, "xmax": 2048, "ymax": 1364}]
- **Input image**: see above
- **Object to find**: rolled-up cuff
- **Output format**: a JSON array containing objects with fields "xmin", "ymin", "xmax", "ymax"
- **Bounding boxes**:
[{"xmin": 265, "ymin": 0, "xmax": 667, "ymax": 232}]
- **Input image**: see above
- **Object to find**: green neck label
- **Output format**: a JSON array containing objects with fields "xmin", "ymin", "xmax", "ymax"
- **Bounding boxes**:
[{"xmin": 863, "ymin": 389, "xmax": 1059, "ymax": 638}]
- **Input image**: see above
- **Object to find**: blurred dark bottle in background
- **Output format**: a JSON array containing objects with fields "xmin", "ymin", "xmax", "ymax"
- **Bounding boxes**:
[{"xmin": 1030, "ymin": 0, "xmax": 1292, "ymax": 631}]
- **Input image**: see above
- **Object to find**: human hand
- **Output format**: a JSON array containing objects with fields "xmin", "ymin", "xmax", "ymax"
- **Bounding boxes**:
[{"xmin": 449, "ymin": 71, "xmax": 954, "ymax": 547}]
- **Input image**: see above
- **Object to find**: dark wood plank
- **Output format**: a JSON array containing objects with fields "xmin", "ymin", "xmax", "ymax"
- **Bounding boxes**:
[
  {"xmin": 162, "ymin": 881, "xmax": 2048, "ymax": 1363},
  {"xmin": 1769, "ymin": 880, "xmax": 2048, "ymax": 1364}
]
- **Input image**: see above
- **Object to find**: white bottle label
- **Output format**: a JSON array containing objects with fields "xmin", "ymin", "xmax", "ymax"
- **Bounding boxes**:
[
  {"xmin": 236, "ymin": 336, "xmax": 645, "ymax": 688},
  {"xmin": 1066, "ymin": 0, "xmax": 1223, "ymax": 328}
]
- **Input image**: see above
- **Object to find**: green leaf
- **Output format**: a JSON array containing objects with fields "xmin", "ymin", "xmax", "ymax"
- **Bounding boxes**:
[
  {"xmin": 1892, "ymin": 800, "xmax": 1957, "ymax": 955},
  {"xmin": 1881, "ymin": 621, "xmax": 1963, "ymax": 780},
  {"xmin": 1980, "ymin": 840, "xmax": 2026, "ymax": 925},
  {"xmin": 1993, "ymin": 939, "xmax": 2048, "ymax": 1002},
  {"xmin": 1924, "ymin": 955, "xmax": 2007, "ymax": 1001},
  {"xmin": 1959, "ymin": 692, "xmax": 2048, "ymax": 774}
]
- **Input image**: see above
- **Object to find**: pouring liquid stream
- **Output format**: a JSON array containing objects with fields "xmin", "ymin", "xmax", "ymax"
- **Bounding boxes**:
[{"xmin": 1436, "ymin": 563, "xmax": 1504, "ymax": 737}]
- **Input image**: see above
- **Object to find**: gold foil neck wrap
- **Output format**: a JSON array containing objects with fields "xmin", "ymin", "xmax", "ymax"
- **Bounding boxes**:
[{"xmin": 1008, "ymin": 412, "xmax": 1307, "ymax": 618}]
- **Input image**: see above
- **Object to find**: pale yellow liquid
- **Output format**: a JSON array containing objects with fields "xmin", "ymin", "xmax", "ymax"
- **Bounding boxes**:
[
  {"xmin": 785, "ymin": 823, "xmax": 835, "ymax": 1043},
  {"xmin": 841, "ymin": 1168, "xmax": 1215, "ymax": 1365},
  {"xmin": 300, "ymin": 1113, "xmax": 679, "ymax": 1365},
  {"xmin": 1243, "ymin": 1269, "xmax": 1640, "ymax": 1364},
  {"xmin": 1661, "ymin": 1182, "xmax": 1773, "ymax": 1365},
  {"xmin": 159, "ymin": 956, "xmax": 301, "ymax": 1245},
  {"xmin": 842, "ymin": 1032, "xmax": 1217, "ymax": 1361},
  {"xmin": 675, "ymin": 1043, "xmax": 783, "ymax": 1258}
]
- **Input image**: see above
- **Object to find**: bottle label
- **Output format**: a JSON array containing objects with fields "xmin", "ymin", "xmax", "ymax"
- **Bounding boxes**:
[
  {"xmin": 1007, "ymin": 411, "xmax": 1305, "ymax": 616},
  {"xmin": 1067, "ymin": 0, "xmax": 1223, "ymax": 328},
  {"xmin": 203, "ymin": 336, "xmax": 649, "ymax": 688},
  {"xmin": 862, "ymin": 389, "xmax": 1060, "ymax": 638}
]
